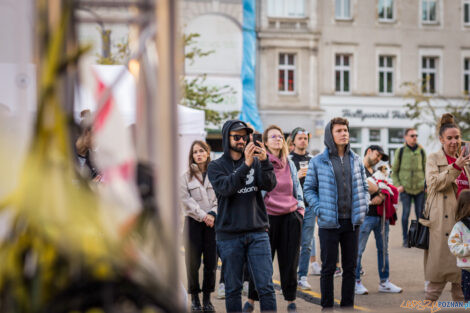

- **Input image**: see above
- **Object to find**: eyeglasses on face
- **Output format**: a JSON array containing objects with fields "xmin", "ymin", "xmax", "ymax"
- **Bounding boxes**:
[
  {"xmin": 269, "ymin": 135, "xmax": 284, "ymax": 140},
  {"xmin": 230, "ymin": 134, "xmax": 248, "ymax": 142},
  {"xmin": 409, "ymin": 134, "xmax": 418, "ymax": 138}
]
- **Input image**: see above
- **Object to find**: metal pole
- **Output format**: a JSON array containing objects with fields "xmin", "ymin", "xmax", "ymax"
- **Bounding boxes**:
[
  {"xmin": 75, "ymin": 8, "xmax": 111, "ymax": 58},
  {"xmin": 153, "ymin": 0, "xmax": 182, "ymax": 305}
]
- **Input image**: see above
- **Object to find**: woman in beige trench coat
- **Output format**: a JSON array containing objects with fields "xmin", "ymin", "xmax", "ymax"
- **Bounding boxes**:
[{"xmin": 421, "ymin": 114, "xmax": 470, "ymax": 301}]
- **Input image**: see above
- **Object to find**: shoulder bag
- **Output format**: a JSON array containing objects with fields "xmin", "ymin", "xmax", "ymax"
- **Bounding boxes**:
[{"xmin": 408, "ymin": 206, "xmax": 430, "ymax": 249}]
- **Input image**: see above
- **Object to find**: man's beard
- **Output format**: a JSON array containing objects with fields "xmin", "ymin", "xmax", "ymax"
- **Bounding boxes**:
[
  {"xmin": 367, "ymin": 157, "xmax": 378, "ymax": 167},
  {"xmin": 230, "ymin": 143, "xmax": 245, "ymax": 153}
]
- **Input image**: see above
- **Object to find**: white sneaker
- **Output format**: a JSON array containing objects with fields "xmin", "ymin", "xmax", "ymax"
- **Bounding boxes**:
[
  {"xmin": 309, "ymin": 261, "xmax": 321, "ymax": 276},
  {"xmin": 298, "ymin": 276, "xmax": 312, "ymax": 290},
  {"xmin": 242, "ymin": 281, "xmax": 249, "ymax": 296},
  {"xmin": 355, "ymin": 280, "xmax": 369, "ymax": 295},
  {"xmin": 334, "ymin": 267, "xmax": 342, "ymax": 278},
  {"xmin": 379, "ymin": 280, "xmax": 403, "ymax": 293},
  {"xmin": 217, "ymin": 283, "xmax": 225, "ymax": 299}
]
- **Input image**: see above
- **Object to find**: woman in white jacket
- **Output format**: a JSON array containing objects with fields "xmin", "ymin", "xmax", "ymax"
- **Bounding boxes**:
[{"xmin": 180, "ymin": 140, "xmax": 218, "ymax": 313}]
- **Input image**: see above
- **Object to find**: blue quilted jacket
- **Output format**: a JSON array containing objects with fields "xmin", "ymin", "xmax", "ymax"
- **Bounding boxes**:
[{"xmin": 303, "ymin": 148, "xmax": 369, "ymax": 229}]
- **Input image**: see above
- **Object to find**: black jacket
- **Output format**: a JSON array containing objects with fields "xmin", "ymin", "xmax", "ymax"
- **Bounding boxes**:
[{"xmin": 207, "ymin": 120, "xmax": 277, "ymax": 240}]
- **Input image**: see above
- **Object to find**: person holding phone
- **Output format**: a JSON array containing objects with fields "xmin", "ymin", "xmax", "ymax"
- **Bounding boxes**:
[
  {"xmin": 245, "ymin": 125, "xmax": 304, "ymax": 313},
  {"xmin": 180, "ymin": 140, "xmax": 218, "ymax": 313},
  {"xmin": 422, "ymin": 113, "xmax": 470, "ymax": 302},
  {"xmin": 208, "ymin": 120, "xmax": 277, "ymax": 313}
]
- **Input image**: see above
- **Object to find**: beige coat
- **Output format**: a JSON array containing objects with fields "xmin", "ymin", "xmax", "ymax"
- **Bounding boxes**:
[
  {"xmin": 180, "ymin": 164, "xmax": 218, "ymax": 222},
  {"xmin": 421, "ymin": 149, "xmax": 462, "ymax": 283}
]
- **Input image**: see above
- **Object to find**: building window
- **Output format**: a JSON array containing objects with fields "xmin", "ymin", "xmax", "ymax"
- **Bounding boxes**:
[
  {"xmin": 389, "ymin": 128, "xmax": 405, "ymax": 144},
  {"xmin": 464, "ymin": 58, "xmax": 470, "ymax": 94},
  {"xmin": 369, "ymin": 129, "xmax": 381, "ymax": 142},
  {"xmin": 335, "ymin": 0, "xmax": 351, "ymax": 19},
  {"xmin": 378, "ymin": 56, "xmax": 393, "ymax": 95},
  {"xmin": 421, "ymin": 57, "xmax": 437, "ymax": 94},
  {"xmin": 378, "ymin": 0, "xmax": 394, "ymax": 21},
  {"xmin": 349, "ymin": 128, "xmax": 362, "ymax": 156},
  {"xmin": 278, "ymin": 53, "xmax": 295, "ymax": 93},
  {"xmin": 422, "ymin": 0, "xmax": 437, "ymax": 23},
  {"xmin": 335, "ymin": 54, "xmax": 351, "ymax": 93},
  {"xmin": 464, "ymin": 0, "xmax": 470, "ymax": 25},
  {"xmin": 268, "ymin": 0, "xmax": 304, "ymax": 18}
]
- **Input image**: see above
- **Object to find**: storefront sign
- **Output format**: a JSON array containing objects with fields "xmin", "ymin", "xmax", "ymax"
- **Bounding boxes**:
[{"xmin": 342, "ymin": 109, "xmax": 408, "ymax": 121}]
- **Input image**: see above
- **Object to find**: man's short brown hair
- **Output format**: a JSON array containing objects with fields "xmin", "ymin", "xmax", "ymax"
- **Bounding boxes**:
[
  {"xmin": 404, "ymin": 128, "xmax": 416, "ymax": 135},
  {"xmin": 330, "ymin": 117, "xmax": 349, "ymax": 131}
]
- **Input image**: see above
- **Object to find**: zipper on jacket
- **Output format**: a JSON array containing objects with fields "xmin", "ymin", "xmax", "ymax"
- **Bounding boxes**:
[
  {"xmin": 326, "ymin": 159, "xmax": 341, "ymax": 229},
  {"xmin": 340, "ymin": 156, "xmax": 348, "ymax": 217}
]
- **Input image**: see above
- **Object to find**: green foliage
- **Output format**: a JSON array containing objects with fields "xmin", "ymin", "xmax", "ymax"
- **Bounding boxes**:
[
  {"xmin": 402, "ymin": 80, "xmax": 470, "ymax": 140},
  {"xmin": 183, "ymin": 33, "xmax": 214, "ymax": 64},
  {"xmin": 96, "ymin": 38, "xmax": 130, "ymax": 65},
  {"xmin": 181, "ymin": 33, "xmax": 239, "ymax": 127}
]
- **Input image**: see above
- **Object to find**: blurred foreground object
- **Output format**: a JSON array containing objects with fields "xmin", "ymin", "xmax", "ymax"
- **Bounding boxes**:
[{"xmin": 0, "ymin": 1, "xmax": 185, "ymax": 312}]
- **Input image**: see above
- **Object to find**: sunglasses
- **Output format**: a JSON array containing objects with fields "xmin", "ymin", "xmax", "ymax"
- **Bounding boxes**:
[
  {"xmin": 230, "ymin": 134, "xmax": 248, "ymax": 142},
  {"xmin": 409, "ymin": 134, "xmax": 418, "ymax": 138},
  {"xmin": 269, "ymin": 135, "xmax": 284, "ymax": 140},
  {"xmin": 296, "ymin": 131, "xmax": 309, "ymax": 135}
]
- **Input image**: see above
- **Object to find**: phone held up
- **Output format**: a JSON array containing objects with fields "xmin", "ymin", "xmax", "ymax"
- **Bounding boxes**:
[
  {"xmin": 463, "ymin": 141, "xmax": 470, "ymax": 157},
  {"xmin": 253, "ymin": 133, "xmax": 262, "ymax": 148}
]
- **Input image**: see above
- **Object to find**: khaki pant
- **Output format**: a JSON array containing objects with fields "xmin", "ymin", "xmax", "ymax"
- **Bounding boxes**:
[{"xmin": 425, "ymin": 282, "xmax": 464, "ymax": 301}]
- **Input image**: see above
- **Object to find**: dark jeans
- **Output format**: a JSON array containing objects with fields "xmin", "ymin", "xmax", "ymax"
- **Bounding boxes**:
[
  {"xmin": 319, "ymin": 219, "xmax": 359, "ymax": 309},
  {"xmin": 218, "ymin": 255, "xmax": 250, "ymax": 284},
  {"xmin": 401, "ymin": 191, "xmax": 425, "ymax": 244},
  {"xmin": 462, "ymin": 269, "xmax": 470, "ymax": 302},
  {"xmin": 217, "ymin": 231, "xmax": 277, "ymax": 313},
  {"xmin": 249, "ymin": 212, "xmax": 303, "ymax": 301},
  {"xmin": 184, "ymin": 217, "xmax": 217, "ymax": 294}
]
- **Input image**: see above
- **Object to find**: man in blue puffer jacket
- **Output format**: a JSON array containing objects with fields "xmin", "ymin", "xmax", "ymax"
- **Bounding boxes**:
[{"xmin": 303, "ymin": 117, "xmax": 369, "ymax": 310}]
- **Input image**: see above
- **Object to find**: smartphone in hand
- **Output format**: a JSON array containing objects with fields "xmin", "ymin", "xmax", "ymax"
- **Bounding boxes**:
[
  {"xmin": 464, "ymin": 141, "xmax": 470, "ymax": 157},
  {"xmin": 253, "ymin": 133, "xmax": 262, "ymax": 147}
]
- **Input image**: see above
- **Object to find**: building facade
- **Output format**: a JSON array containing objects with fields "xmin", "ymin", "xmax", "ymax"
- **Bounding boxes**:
[
  {"xmin": 257, "ymin": 0, "xmax": 470, "ymax": 156},
  {"xmin": 316, "ymin": 0, "xmax": 470, "ymax": 157},
  {"xmin": 179, "ymin": 0, "xmax": 470, "ymax": 155},
  {"xmin": 257, "ymin": 0, "xmax": 324, "ymax": 150}
]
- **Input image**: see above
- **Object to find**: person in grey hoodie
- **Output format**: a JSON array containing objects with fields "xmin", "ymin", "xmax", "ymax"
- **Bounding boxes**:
[{"xmin": 303, "ymin": 117, "xmax": 369, "ymax": 310}]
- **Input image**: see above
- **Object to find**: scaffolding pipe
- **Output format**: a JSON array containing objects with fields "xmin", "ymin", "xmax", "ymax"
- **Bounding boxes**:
[{"xmin": 153, "ymin": 0, "xmax": 182, "ymax": 306}]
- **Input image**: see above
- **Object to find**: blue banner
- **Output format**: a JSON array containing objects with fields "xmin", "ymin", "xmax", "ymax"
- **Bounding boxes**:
[{"xmin": 240, "ymin": 0, "xmax": 263, "ymax": 132}]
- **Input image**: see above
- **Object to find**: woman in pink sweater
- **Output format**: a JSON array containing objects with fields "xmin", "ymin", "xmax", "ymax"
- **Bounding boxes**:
[{"xmin": 244, "ymin": 125, "xmax": 305, "ymax": 313}]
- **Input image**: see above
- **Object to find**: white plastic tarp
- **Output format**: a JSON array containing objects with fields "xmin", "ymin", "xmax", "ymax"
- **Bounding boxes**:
[
  {"xmin": 74, "ymin": 64, "xmax": 206, "ymax": 174},
  {"xmin": 178, "ymin": 105, "xmax": 205, "ymax": 175}
]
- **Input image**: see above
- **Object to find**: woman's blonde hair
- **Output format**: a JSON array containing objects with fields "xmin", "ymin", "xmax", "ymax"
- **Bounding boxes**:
[
  {"xmin": 455, "ymin": 190, "xmax": 470, "ymax": 222},
  {"xmin": 263, "ymin": 125, "xmax": 289, "ymax": 161}
]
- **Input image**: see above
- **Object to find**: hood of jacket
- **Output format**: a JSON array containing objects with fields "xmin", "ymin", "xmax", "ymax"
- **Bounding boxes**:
[
  {"xmin": 323, "ymin": 121, "xmax": 350, "ymax": 156},
  {"xmin": 267, "ymin": 151, "xmax": 286, "ymax": 169}
]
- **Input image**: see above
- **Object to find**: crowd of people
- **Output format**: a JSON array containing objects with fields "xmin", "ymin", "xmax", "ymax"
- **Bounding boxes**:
[{"xmin": 179, "ymin": 113, "xmax": 470, "ymax": 312}]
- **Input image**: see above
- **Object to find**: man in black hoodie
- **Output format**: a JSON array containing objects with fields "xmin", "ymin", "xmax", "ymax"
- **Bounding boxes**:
[{"xmin": 208, "ymin": 120, "xmax": 277, "ymax": 313}]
